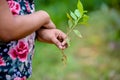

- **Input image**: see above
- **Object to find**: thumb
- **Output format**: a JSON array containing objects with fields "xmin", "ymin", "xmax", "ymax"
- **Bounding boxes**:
[{"xmin": 51, "ymin": 38, "xmax": 63, "ymax": 49}]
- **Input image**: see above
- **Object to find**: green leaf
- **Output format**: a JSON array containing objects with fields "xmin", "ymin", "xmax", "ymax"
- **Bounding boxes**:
[
  {"xmin": 84, "ymin": 10, "xmax": 88, "ymax": 13},
  {"xmin": 68, "ymin": 20, "xmax": 73, "ymax": 28},
  {"xmin": 74, "ymin": 20, "xmax": 78, "ymax": 26},
  {"xmin": 73, "ymin": 29, "xmax": 82, "ymax": 38},
  {"xmin": 67, "ymin": 13, "xmax": 72, "ymax": 20},
  {"xmin": 70, "ymin": 11, "xmax": 77, "ymax": 20},
  {"xmin": 77, "ymin": 0, "xmax": 84, "ymax": 16},
  {"xmin": 83, "ymin": 14, "xmax": 89, "ymax": 22},
  {"xmin": 74, "ymin": 9, "xmax": 81, "ymax": 18},
  {"xmin": 79, "ymin": 14, "xmax": 89, "ymax": 24}
]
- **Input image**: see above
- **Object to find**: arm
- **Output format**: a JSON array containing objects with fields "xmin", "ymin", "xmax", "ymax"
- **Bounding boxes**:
[{"xmin": 0, "ymin": 0, "xmax": 55, "ymax": 42}]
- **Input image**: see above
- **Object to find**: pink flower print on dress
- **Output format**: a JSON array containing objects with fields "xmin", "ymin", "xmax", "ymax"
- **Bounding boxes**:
[
  {"xmin": 0, "ymin": 56, "xmax": 6, "ymax": 66},
  {"xmin": 7, "ymin": 1, "xmax": 21, "ymax": 15},
  {"xmin": 8, "ymin": 40, "xmax": 29, "ymax": 62},
  {"xmin": 14, "ymin": 76, "xmax": 26, "ymax": 80},
  {"xmin": 25, "ymin": 1, "xmax": 31, "ymax": 12}
]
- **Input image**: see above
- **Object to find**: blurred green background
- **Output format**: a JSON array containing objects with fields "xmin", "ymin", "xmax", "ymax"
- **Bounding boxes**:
[{"xmin": 29, "ymin": 0, "xmax": 120, "ymax": 80}]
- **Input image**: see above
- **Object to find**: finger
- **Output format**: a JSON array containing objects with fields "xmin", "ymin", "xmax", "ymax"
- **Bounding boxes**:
[
  {"xmin": 61, "ymin": 34, "xmax": 68, "ymax": 46},
  {"xmin": 43, "ymin": 20, "xmax": 56, "ymax": 29},
  {"xmin": 61, "ymin": 32, "xmax": 67, "ymax": 39},
  {"xmin": 51, "ymin": 38, "xmax": 63, "ymax": 49},
  {"xmin": 58, "ymin": 32, "xmax": 68, "ymax": 49},
  {"xmin": 61, "ymin": 40, "xmax": 68, "ymax": 49},
  {"xmin": 49, "ymin": 20, "xmax": 56, "ymax": 29},
  {"xmin": 57, "ymin": 32, "xmax": 67, "ymax": 42}
]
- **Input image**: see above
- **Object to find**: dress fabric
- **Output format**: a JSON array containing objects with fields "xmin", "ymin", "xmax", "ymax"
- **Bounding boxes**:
[{"xmin": 0, "ymin": 0, "xmax": 35, "ymax": 80}]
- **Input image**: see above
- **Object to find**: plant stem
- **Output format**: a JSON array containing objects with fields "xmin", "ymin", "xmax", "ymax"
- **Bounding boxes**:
[
  {"xmin": 66, "ymin": 17, "xmax": 80, "ymax": 37},
  {"xmin": 61, "ymin": 49, "xmax": 67, "ymax": 65},
  {"xmin": 61, "ymin": 17, "xmax": 81, "ymax": 65}
]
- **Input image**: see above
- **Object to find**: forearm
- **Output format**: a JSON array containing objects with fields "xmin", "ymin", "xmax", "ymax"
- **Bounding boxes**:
[
  {"xmin": 11, "ymin": 11, "xmax": 50, "ymax": 40},
  {"xmin": 0, "ymin": 11, "xmax": 50, "ymax": 42},
  {"xmin": 0, "ymin": 0, "xmax": 51, "ymax": 42}
]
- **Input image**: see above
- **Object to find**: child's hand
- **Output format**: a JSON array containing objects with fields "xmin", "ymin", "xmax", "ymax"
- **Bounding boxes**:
[{"xmin": 36, "ymin": 29, "xmax": 68, "ymax": 50}]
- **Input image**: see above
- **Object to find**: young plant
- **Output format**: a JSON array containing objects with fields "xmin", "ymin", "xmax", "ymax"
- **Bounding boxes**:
[{"xmin": 61, "ymin": 0, "xmax": 89, "ymax": 65}]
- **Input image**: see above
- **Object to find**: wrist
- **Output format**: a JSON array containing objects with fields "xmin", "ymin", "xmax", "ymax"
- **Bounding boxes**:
[{"xmin": 38, "ymin": 10, "xmax": 56, "ymax": 29}]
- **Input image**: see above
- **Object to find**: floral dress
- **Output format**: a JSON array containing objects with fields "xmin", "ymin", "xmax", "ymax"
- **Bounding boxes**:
[{"xmin": 0, "ymin": 0, "xmax": 35, "ymax": 80}]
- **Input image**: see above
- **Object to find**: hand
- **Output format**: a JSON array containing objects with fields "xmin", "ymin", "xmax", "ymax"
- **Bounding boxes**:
[{"xmin": 36, "ymin": 29, "xmax": 68, "ymax": 50}]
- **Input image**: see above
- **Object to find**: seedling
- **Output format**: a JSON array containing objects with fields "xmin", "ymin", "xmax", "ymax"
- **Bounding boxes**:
[{"xmin": 61, "ymin": 0, "xmax": 89, "ymax": 65}]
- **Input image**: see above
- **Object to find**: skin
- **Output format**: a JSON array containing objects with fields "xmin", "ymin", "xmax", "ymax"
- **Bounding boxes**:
[
  {"xmin": 0, "ymin": 0, "xmax": 67, "ymax": 49},
  {"xmin": 37, "ymin": 29, "xmax": 68, "ymax": 50}
]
